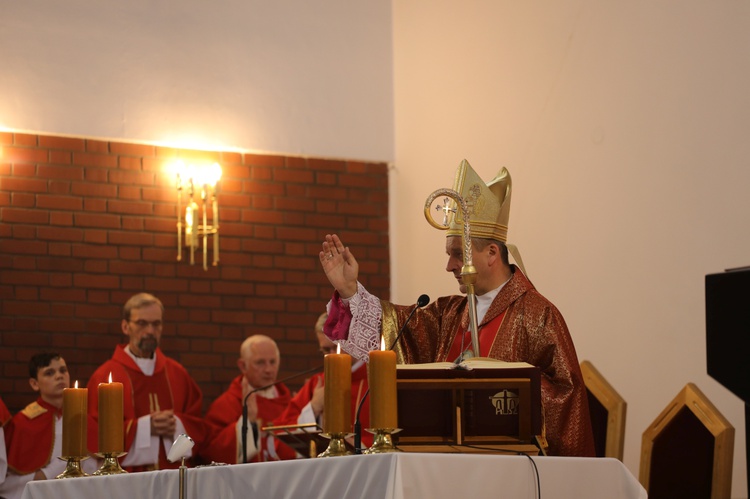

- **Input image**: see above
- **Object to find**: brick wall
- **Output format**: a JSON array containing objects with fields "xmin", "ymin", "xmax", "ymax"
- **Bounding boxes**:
[{"xmin": 0, "ymin": 132, "xmax": 390, "ymax": 414}]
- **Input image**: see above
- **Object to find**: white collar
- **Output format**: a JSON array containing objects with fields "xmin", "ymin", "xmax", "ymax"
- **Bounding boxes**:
[
  {"xmin": 124, "ymin": 345, "xmax": 157, "ymax": 376},
  {"xmin": 475, "ymin": 274, "xmax": 512, "ymax": 324}
]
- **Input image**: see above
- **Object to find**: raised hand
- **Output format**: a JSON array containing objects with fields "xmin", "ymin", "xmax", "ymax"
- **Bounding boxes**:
[{"xmin": 319, "ymin": 234, "xmax": 359, "ymax": 299}]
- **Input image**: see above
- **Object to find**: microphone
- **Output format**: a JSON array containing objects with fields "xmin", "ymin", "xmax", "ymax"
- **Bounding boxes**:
[
  {"xmin": 241, "ymin": 364, "xmax": 322, "ymax": 463},
  {"xmin": 354, "ymin": 294, "xmax": 430, "ymax": 454}
]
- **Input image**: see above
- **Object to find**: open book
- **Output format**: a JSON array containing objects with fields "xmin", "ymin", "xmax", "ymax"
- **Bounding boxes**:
[{"xmin": 397, "ymin": 357, "xmax": 534, "ymax": 371}]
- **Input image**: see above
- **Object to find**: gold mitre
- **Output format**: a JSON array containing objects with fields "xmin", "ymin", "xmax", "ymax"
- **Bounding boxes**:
[{"xmin": 446, "ymin": 159, "xmax": 512, "ymax": 243}]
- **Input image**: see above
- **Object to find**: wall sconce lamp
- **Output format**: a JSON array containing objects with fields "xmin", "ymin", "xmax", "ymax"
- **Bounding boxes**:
[{"xmin": 175, "ymin": 160, "xmax": 222, "ymax": 270}]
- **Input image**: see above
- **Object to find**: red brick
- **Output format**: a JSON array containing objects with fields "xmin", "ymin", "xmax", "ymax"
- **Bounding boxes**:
[
  {"xmin": 3, "ymin": 146, "xmax": 49, "ymax": 163},
  {"xmin": 111, "ymin": 142, "xmax": 156, "ymax": 157},
  {"xmin": 220, "ymin": 164, "xmax": 250, "ymax": 178},
  {"xmin": 40, "ymin": 287, "xmax": 87, "ymax": 302},
  {"xmin": 37, "ymin": 194, "xmax": 83, "ymax": 211},
  {"xmin": 108, "ymin": 199, "xmax": 153, "ymax": 216},
  {"xmin": 75, "ymin": 212, "xmax": 121, "ymax": 229},
  {"xmin": 273, "ymin": 169, "xmax": 314, "ymax": 183},
  {"xmin": 49, "ymin": 150, "xmax": 72, "ymax": 164},
  {"xmin": 83, "ymin": 167, "xmax": 108, "ymax": 182},
  {"xmin": 83, "ymin": 198, "xmax": 108, "ymax": 212},
  {"xmin": 142, "ymin": 186, "xmax": 175, "ymax": 203},
  {"xmin": 0, "ymin": 271, "xmax": 49, "ymax": 286},
  {"xmin": 250, "ymin": 166, "xmax": 273, "ymax": 181},
  {"xmin": 40, "ymin": 136, "xmax": 86, "ymax": 151},
  {"xmin": 2, "ymin": 207, "xmax": 49, "ymax": 224},
  {"xmin": 108, "ymin": 231, "xmax": 153, "ymax": 246},
  {"xmin": 0, "ymin": 177, "xmax": 48, "ymax": 193},
  {"xmin": 85, "ymin": 140, "xmax": 109, "ymax": 153},
  {"xmin": 13, "ymin": 134, "xmax": 38, "ymax": 147},
  {"xmin": 48, "ymin": 180, "xmax": 71, "ymax": 194},
  {"xmin": 50, "ymin": 211, "xmax": 74, "ymax": 226},
  {"xmin": 109, "ymin": 169, "xmax": 154, "ymax": 185},
  {"xmin": 219, "ymin": 151, "xmax": 242, "ymax": 165},
  {"xmin": 10, "ymin": 192, "xmax": 35, "ymax": 207},
  {"xmin": 245, "ymin": 153, "xmax": 285, "ymax": 167},
  {"xmin": 12, "ymin": 163, "xmax": 36, "ymax": 177},
  {"xmin": 73, "ymin": 273, "xmax": 119, "ymax": 289},
  {"xmin": 308, "ymin": 158, "xmax": 346, "ymax": 172},
  {"xmin": 84, "ymin": 230, "xmax": 108, "ymax": 244},
  {"xmin": 72, "ymin": 182, "xmax": 117, "ymax": 198},
  {"xmin": 0, "ymin": 132, "xmax": 12, "ymax": 145},
  {"xmin": 48, "ymin": 242, "xmax": 71, "ymax": 256},
  {"xmin": 275, "ymin": 197, "xmax": 315, "ymax": 212},
  {"xmin": 116, "ymin": 155, "xmax": 145, "ymax": 173},
  {"xmin": 72, "ymin": 152, "xmax": 117, "ymax": 168},
  {"xmin": 72, "ymin": 244, "xmax": 118, "ymax": 259},
  {"xmin": 37, "ymin": 226, "xmax": 84, "ymax": 242}
]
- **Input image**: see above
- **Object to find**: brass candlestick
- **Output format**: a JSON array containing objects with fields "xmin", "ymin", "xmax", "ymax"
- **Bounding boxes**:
[
  {"xmin": 93, "ymin": 452, "xmax": 127, "ymax": 475},
  {"xmin": 317, "ymin": 433, "xmax": 352, "ymax": 458},
  {"xmin": 56, "ymin": 456, "xmax": 89, "ymax": 479},
  {"xmin": 363, "ymin": 428, "xmax": 401, "ymax": 454}
]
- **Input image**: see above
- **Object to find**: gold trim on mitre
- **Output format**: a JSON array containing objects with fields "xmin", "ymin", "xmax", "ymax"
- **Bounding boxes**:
[{"xmin": 446, "ymin": 160, "xmax": 511, "ymax": 243}]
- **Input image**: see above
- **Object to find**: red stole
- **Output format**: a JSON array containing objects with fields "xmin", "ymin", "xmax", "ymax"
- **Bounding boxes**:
[{"xmin": 447, "ymin": 310, "xmax": 507, "ymax": 361}]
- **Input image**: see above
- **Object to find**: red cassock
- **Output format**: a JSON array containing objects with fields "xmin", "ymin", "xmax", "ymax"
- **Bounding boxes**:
[
  {"xmin": 86, "ymin": 345, "xmax": 207, "ymax": 471},
  {"xmin": 5, "ymin": 398, "xmax": 60, "ymax": 474},
  {"xmin": 202, "ymin": 375, "xmax": 293, "ymax": 463},
  {"xmin": 274, "ymin": 363, "xmax": 372, "ymax": 452}
]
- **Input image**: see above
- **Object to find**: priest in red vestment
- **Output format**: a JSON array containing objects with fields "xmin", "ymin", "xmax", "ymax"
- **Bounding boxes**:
[
  {"xmin": 2, "ymin": 353, "xmax": 97, "ymax": 499},
  {"xmin": 273, "ymin": 312, "xmax": 372, "ymax": 453},
  {"xmin": 87, "ymin": 293, "xmax": 207, "ymax": 472},
  {"xmin": 201, "ymin": 334, "xmax": 294, "ymax": 463},
  {"xmin": 318, "ymin": 160, "xmax": 595, "ymax": 457}
]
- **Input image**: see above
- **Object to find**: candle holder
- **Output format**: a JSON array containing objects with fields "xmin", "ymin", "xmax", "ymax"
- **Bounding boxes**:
[
  {"xmin": 317, "ymin": 433, "xmax": 352, "ymax": 458},
  {"xmin": 93, "ymin": 452, "xmax": 128, "ymax": 475},
  {"xmin": 363, "ymin": 428, "xmax": 401, "ymax": 454},
  {"xmin": 56, "ymin": 456, "xmax": 90, "ymax": 479}
]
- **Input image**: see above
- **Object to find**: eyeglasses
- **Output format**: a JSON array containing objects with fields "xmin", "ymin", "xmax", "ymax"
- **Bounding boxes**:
[{"xmin": 129, "ymin": 319, "xmax": 163, "ymax": 330}]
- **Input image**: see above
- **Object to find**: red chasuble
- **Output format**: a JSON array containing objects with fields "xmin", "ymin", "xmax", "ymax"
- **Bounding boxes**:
[
  {"xmin": 86, "ymin": 345, "xmax": 207, "ymax": 471},
  {"xmin": 333, "ymin": 266, "xmax": 595, "ymax": 457},
  {"xmin": 202, "ymin": 375, "xmax": 293, "ymax": 464},
  {"xmin": 5, "ymin": 398, "xmax": 61, "ymax": 474},
  {"xmin": 275, "ymin": 362, "xmax": 372, "ymax": 451}
]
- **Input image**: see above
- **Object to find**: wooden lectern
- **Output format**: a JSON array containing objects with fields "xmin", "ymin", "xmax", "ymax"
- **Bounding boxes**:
[{"xmin": 394, "ymin": 359, "xmax": 543, "ymax": 455}]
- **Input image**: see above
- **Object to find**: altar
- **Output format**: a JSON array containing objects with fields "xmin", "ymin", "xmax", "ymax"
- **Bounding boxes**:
[{"xmin": 21, "ymin": 453, "xmax": 646, "ymax": 499}]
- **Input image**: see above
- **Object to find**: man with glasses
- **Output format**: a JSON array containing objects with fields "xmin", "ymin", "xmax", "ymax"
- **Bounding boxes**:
[
  {"xmin": 86, "ymin": 293, "xmax": 207, "ymax": 471},
  {"xmin": 274, "ymin": 312, "xmax": 372, "ymax": 453}
]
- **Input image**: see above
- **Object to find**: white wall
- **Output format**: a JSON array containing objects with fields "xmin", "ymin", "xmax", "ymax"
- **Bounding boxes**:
[
  {"xmin": 392, "ymin": 1, "xmax": 749, "ymax": 496},
  {"xmin": 0, "ymin": 0, "xmax": 394, "ymax": 162}
]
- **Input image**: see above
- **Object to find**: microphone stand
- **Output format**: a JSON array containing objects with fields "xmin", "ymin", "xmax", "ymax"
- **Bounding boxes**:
[
  {"xmin": 241, "ymin": 364, "xmax": 323, "ymax": 463},
  {"xmin": 353, "ymin": 294, "xmax": 430, "ymax": 454}
]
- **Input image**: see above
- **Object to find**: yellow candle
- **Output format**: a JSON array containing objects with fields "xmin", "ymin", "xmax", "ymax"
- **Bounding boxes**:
[
  {"xmin": 98, "ymin": 374, "xmax": 124, "ymax": 454},
  {"xmin": 62, "ymin": 381, "xmax": 87, "ymax": 457},
  {"xmin": 323, "ymin": 349, "xmax": 351, "ymax": 434},
  {"xmin": 368, "ymin": 346, "xmax": 398, "ymax": 429}
]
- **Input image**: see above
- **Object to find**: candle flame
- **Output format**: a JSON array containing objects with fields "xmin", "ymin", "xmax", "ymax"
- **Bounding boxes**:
[
  {"xmin": 380, "ymin": 336, "xmax": 386, "ymax": 351},
  {"xmin": 108, "ymin": 372, "xmax": 112, "ymax": 383},
  {"xmin": 74, "ymin": 380, "xmax": 78, "ymax": 389},
  {"xmin": 336, "ymin": 344, "xmax": 341, "ymax": 354}
]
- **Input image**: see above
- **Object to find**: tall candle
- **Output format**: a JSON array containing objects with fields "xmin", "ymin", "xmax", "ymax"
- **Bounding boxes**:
[
  {"xmin": 62, "ymin": 381, "xmax": 87, "ymax": 457},
  {"xmin": 98, "ymin": 374, "xmax": 124, "ymax": 454},
  {"xmin": 368, "ymin": 340, "xmax": 398, "ymax": 429},
  {"xmin": 323, "ymin": 348, "xmax": 351, "ymax": 435}
]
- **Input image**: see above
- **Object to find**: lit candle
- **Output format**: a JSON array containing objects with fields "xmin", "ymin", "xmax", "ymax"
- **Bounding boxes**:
[
  {"xmin": 98, "ymin": 373, "xmax": 124, "ymax": 454},
  {"xmin": 323, "ymin": 345, "xmax": 352, "ymax": 435},
  {"xmin": 62, "ymin": 380, "xmax": 87, "ymax": 457},
  {"xmin": 368, "ymin": 338, "xmax": 398, "ymax": 429}
]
